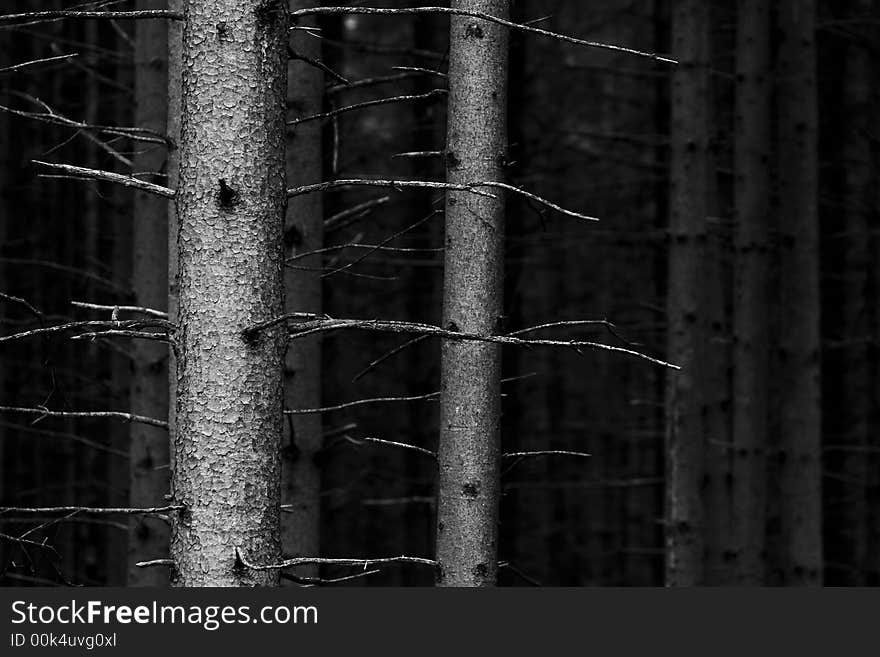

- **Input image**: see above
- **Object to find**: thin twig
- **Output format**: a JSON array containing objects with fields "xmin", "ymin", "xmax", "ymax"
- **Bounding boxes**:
[
  {"xmin": 290, "ymin": 7, "xmax": 678, "ymax": 64},
  {"xmin": 344, "ymin": 435, "xmax": 437, "ymax": 460},
  {"xmin": 0, "ymin": 53, "xmax": 78, "ymax": 74},
  {"xmin": 324, "ymin": 195, "xmax": 390, "ymax": 232},
  {"xmin": 289, "ymin": 89, "xmax": 447, "ymax": 125}
]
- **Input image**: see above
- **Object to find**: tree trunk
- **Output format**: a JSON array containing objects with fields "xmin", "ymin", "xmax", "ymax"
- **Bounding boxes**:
[
  {"xmin": 775, "ymin": 0, "xmax": 822, "ymax": 586},
  {"xmin": 128, "ymin": 0, "xmax": 170, "ymax": 586},
  {"xmin": 831, "ymin": 0, "xmax": 871, "ymax": 585},
  {"xmin": 665, "ymin": 0, "xmax": 710, "ymax": 586},
  {"xmin": 435, "ymin": 0, "xmax": 508, "ymax": 587},
  {"xmin": 728, "ymin": 0, "xmax": 771, "ymax": 585},
  {"xmin": 170, "ymin": 0, "xmax": 288, "ymax": 587},
  {"xmin": 281, "ymin": 0, "xmax": 324, "ymax": 583}
]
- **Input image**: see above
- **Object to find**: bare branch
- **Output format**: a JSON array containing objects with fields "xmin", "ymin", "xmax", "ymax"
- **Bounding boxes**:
[
  {"xmin": 0, "ymin": 318, "xmax": 171, "ymax": 343},
  {"xmin": 0, "ymin": 53, "xmax": 78, "ymax": 74},
  {"xmin": 0, "ymin": 10, "xmax": 183, "ymax": 25},
  {"xmin": 287, "ymin": 178, "xmax": 496, "ymax": 199},
  {"xmin": 286, "ymin": 390, "xmax": 441, "ymax": 414},
  {"xmin": 0, "ymin": 505, "xmax": 182, "ymax": 515},
  {"xmin": 344, "ymin": 435, "xmax": 437, "ymax": 460},
  {"xmin": 236, "ymin": 547, "xmax": 437, "ymax": 572},
  {"xmin": 134, "ymin": 558, "xmax": 174, "ymax": 568},
  {"xmin": 290, "ymin": 7, "xmax": 678, "ymax": 64},
  {"xmin": 288, "ymin": 47, "xmax": 350, "ymax": 86},
  {"xmin": 502, "ymin": 450, "xmax": 592, "ymax": 459},
  {"xmin": 33, "ymin": 161, "xmax": 175, "ymax": 198},
  {"xmin": 277, "ymin": 318, "xmax": 679, "ymax": 369},
  {"xmin": 324, "ymin": 195, "xmax": 390, "ymax": 232},
  {"xmin": 71, "ymin": 301, "xmax": 168, "ymax": 319},
  {"xmin": 0, "ymin": 406, "xmax": 168, "ymax": 429},
  {"xmin": 289, "ymin": 89, "xmax": 447, "ymax": 125}
]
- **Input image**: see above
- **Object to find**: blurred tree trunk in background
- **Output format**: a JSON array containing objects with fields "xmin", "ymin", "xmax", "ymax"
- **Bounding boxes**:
[
  {"xmin": 435, "ymin": 0, "xmax": 508, "ymax": 587},
  {"xmin": 774, "ymin": 0, "xmax": 822, "ymax": 586},
  {"xmin": 128, "ymin": 0, "xmax": 170, "ymax": 586},
  {"xmin": 665, "ymin": 0, "xmax": 710, "ymax": 586},
  {"xmin": 727, "ymin": 0, "xmax": 771, "ymax": 585},
  {"xmin": 282, "ymin": 0, "xmax": 324, "ymax": 584}
]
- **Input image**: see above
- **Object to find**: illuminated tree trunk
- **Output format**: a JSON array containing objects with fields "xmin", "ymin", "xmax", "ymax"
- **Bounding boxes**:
[
  {"xmin": 170, "ymin": 0, "xmax": 288, "ymax": 586},
  {"xmin": 435, "ymin": 0, "xmax": 509, "ymax": 587}
]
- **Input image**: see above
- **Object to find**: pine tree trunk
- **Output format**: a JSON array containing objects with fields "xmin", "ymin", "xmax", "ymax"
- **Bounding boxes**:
[
  {"xmin": 281, "ymin": 0, "xmax": 323, "ymax": 582},
  {"xmin": 435, "ymin": 0, "xmax": 508, "ymax": 587},
  {"xmin": 775, "ymin": 0, "xmax": 822, "ymax": 586},
  {"xmin": 728, "ymin": 0, "xmax": 771, "ymax": 585},
  {"xmin": 170, "ymin": 0, "xmax": 288, "ymax": 587},
  {"xmin": 665, "ymin": 0, "xmax": 710, "ymax": 586},
  {"xmin": 128, "ymin": 0, "xmax": 170, "ymax": 586}
]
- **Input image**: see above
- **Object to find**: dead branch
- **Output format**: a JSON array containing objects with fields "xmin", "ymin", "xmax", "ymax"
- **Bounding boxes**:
[
  {"xmin": 0, "ymin": 318, "xmax": 171, "ymax": 343},
  {"xmin": 289, "ymin": 89, "xmax": 447, "ymax": 125},
  {"xmin": 0, "ymin": 53, "xmax": 77, "ymax": 74},
  {"xmin": 290, "ymin": 7, "xmax": 678, "ymax": 64},
  {"xmin": 71, "ymin": 300, "xmax": 168, "ymax": 319},
  {"xmin": 275, "ymin": 318, "xmax": 679, "ymax": 369},
  {"xmin": 343, "ymin": 435, "xmax": 437, "ymax": 460},
  {"xmin": 0, "ymin": 406, "xmax": 168, "ymax": 429},
  {"xmin": 33, "ymin": 161, "xmax": 175, "ymax": 197},
  {"xmin": 235, "ymin": 547, "xmax": 438, "ymax": 572},
  {"xmin": 288, "ymin": 178, "xmax": 496, "ymax": 199},
  {"xmin": 0, "ymin": 10, "xmax": 183, "ymax": 24},
  {"xmin": 324, "ymin": 195, "xmax": 390, "ymax": 232},
  {"xmin": 0, "ymin": 505, "xmax": 182, "ymax": 515}
]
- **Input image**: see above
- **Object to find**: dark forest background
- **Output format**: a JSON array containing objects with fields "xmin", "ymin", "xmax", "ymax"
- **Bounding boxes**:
[{"xmin": 1, "ymin": 0, "xmax": 878, "ymax": 586}]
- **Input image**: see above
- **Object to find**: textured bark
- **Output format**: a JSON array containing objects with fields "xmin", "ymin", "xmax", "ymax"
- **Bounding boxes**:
[
  {"xmin": 728, "ymin": 0, "xmax": 771, "ymax": 585},
  {"xmin": 170, "ymin": 0, "xmax": 288, "ymax": 587},
  {"xmin": 435, "ymin": 0, "xmax": 508, "ymax": 587},
  {"xmin": 128, "ymin": 0, "xmax": 170, "ymax": 586},
  {"xmin": 281, "ymin": 0, "xmax": 323, "ymax": 582},
  {"xmin": 665, "ymin": 0, "xmax": 710, "ymax": 586},
  {"xmin": 775, "ymin": 0, "xmax": 822, "ymax": 586}
]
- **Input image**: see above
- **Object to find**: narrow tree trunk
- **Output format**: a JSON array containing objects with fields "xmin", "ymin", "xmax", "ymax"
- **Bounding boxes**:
[
  {"xmin": 728, "ymin": 0, "xmax": 771, "ymax": 585},
  {"xmin": 665, "ymin": 0, "xmax": 710, "ymax": 586},
  {"xmin": 834, "ymin": 0, "xmax": 871, "ymax": 585},
  {"xmin": 281, "ymin": 0, "xmax": 324, "ymax": 582},
  {"xmin": 170, "ymin": 0, "xmax": 288, "ymax": 587},
  {"xmin": 775, "ymin": 0, "xmax": 822, "ymax": 586},
  {"xmin": 128, "ymin": 0, "xmax": 170, "ymax": 586},
  {"xmin": 435, "ymin": 0, "xmax": 509, "ymax": 587}
]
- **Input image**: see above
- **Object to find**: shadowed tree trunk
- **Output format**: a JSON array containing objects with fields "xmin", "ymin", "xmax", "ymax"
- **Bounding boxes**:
[
  {"xmin": 665, "ymin": 0, "xmax": 710, "ymax": 586},
  {"xmin": 281, "ymin": 0, "xmax": 324, "ymax": 583},
  {"xmin": 435, "ymin": 0, "xmax": 509, "ymax": 587},
  {"xmin": 170, "ymin": 0, "xmax": 288, "ymax": 586},
  {"xmin": 829, "ymin": 0, "xmax": 871, "ymax": 585},
  {"xmin": 728, "ymin": 0, "xmax": 771, "ymax": 585},
  {"xmin": 775, "ymin": 0, "xmax": 822, "ymax": 586},
  {"xmin": 128, "ymin": 0, "xmax": 170, "ymax": 586}
]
